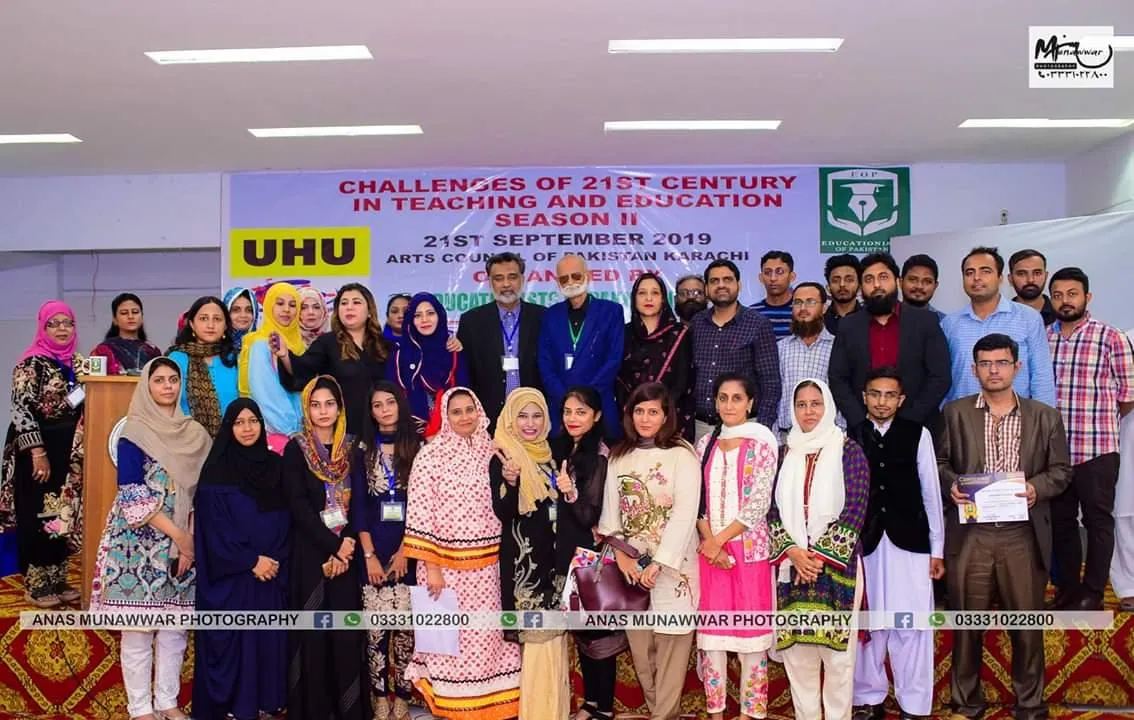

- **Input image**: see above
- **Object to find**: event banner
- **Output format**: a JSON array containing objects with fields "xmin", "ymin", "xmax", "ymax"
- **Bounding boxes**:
[{"xmin": 224, "ymin": 166, "xmax": 910, "ymax": 321}]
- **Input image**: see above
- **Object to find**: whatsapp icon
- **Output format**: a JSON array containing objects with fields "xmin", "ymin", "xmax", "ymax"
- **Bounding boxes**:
[
  {"xmin": 500, "ymin": 612, "xmax": 518, "ymax": 628},
  {"xmin": 344, "ymin": 612, "xmax": 362, "ymax": 627},
  {"xmin": 929, "ymin": 612, "xmax": 946, "ymax": 628}
]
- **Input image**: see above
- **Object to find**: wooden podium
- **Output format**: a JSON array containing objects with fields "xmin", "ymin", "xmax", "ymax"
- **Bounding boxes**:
[{"xmin": 78, "ymin": 375, "xmax": 138, "ymax": 608}]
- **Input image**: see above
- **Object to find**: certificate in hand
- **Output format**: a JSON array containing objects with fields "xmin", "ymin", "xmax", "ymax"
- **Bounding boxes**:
[{"xmin": 956, "ymin": 472, "xmax": 1028, "ymax": 524}]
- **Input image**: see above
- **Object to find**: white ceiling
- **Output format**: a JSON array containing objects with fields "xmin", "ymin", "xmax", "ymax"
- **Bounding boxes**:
[{"xmin": 1, "ymin": 0, "xmax": 1133, "ymax": 176}]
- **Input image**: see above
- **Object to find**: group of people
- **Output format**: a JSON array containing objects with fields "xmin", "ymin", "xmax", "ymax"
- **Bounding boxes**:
[{"xmin": 0, "ymin": 243, "xmax": 1131, "ymax": 720}]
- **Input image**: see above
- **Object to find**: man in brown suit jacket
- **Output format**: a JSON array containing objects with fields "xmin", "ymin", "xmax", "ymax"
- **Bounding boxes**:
[{"xmin": 936, "ymin": 333, "xmax": 1071, "ymax": 720}]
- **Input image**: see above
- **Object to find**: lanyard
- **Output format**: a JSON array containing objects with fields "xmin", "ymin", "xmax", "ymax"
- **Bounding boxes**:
[
  {"xmin": 568, "ymin": 320, "xmax": 585, "ymax": 351},
  {"xmin": 378, "ymin": 451, "xmax": 397, "ymax": 497},
  {"xmin": 540, "ymin": 465, "xmax": 557, "ymax": 491},
  {"xmin": 501, "ymin": 313, "xmax": 520, "ymax": 355}
]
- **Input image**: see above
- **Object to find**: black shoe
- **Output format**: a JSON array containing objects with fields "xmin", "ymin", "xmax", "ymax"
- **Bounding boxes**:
[
  {"xmin": 853, "ymin": 704, "xmax": 885, "ymax": 720},
  {"xmin": 1068, "ymin": 591, "xmax": 1104, "ymax": 612}
]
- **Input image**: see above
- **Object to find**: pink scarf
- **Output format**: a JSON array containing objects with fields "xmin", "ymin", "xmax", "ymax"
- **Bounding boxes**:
[{"xmin": 21, "ymin": 300, "xmax": 78, "ymax": 365}]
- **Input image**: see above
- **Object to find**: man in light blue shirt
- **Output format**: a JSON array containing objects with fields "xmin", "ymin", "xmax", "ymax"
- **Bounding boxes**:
[{"xmin": 941, "ymin": 246, "xmax": 1056, "ymax": 405}]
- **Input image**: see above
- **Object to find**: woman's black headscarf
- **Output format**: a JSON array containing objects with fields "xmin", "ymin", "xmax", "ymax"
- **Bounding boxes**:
[{"xmin": 199, "ymin": 398, "xmax": 284, "ymax": 511}]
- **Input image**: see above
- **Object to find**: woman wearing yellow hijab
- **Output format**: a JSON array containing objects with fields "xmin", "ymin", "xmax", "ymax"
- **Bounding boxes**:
[
  {"xmin": 239, "ymin": 282, "xmax": 306, "ymax": 453},
  {"xmin": 490, "ymin": 387, "xmax": 570, "ymax": 720}
]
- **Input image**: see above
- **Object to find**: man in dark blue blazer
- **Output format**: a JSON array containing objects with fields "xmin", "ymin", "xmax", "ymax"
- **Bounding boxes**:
[{"xmin": 538, "ymin": 254, "xmax": 625, "ymax": 438}]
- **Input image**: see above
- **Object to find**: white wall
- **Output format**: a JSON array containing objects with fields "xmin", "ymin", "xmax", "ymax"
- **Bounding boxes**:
[
  {"xmin": 910, "ymin": 163, "xmax": 1066, "ymax": 232},
  {"xmin": 1066, "ymin": 133, "xmax": 1134, "ymax": 216},
  {"xmin": 0, "ymin": 174, "xmax": 222, "ymax": 252}
]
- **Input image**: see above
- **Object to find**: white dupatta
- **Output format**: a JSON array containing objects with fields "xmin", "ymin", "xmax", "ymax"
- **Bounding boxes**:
[{"xmin": 774, "ymin": 379, "xmax": 846, "ymax": 583}]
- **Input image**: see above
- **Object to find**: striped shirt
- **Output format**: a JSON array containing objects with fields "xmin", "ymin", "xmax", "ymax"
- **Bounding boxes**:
[
  {"xmin": 1048, "ymin": 314, "xmax": 1134, "ymax": 464},
  {"xmin": 975, "ymin": 393, "xmax": 1022, "ymax": 473},
  {"xmin": 941, "ymin": 295, "xmax": 1056, "ymax": 406},
  {"xmin": 752, "ymin": 298, "xmax": 794, "ymax": 339},
  {"xmin": 776, "ymin": 329, "xmax": 843, "ymax": 432}
]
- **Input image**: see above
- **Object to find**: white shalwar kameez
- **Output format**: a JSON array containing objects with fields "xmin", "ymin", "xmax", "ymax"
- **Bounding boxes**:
[{"xmin": 851, "ymin": 424, "xmax": 945, "ymax": 716}]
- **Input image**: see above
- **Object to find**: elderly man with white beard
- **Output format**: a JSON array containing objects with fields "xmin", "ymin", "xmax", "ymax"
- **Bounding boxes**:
[{"xmin": 537, "ymin": 253, "xmax": 625, "ymax": 438}]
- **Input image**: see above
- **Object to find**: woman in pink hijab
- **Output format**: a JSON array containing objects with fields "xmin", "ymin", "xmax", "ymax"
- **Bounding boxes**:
[{"xmin": 0, "ymin": 300, "xmax": 84, "ymax": 607}]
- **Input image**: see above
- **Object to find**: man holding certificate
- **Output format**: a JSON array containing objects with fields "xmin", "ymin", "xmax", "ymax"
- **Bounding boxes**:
[{"xmin": 937, "ymin": 333, "xmax": 1071, "ymax": 720}]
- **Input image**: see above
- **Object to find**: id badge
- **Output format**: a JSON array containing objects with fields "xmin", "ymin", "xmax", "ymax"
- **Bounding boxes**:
[
  {"xmin": 501, "ymin": 356, "xmax": 520, "ymax": 371},
  {"xmin": 564, "ymin": 354, "xmax": 574, "ymax": 370},
  {"xmin": 381, "ymin": 501, "xmax": 406, "ymax": 522},
  {"xmin": 66, "ymin": 385, "xmax": 86, "ymax": 408},
  {"xmin": 320, "ymin": 508, "xmax": 347, "ymax": 531},
  {"xmin": 547, "ymin": 503, "xmax": 558, "ymax": 524}
]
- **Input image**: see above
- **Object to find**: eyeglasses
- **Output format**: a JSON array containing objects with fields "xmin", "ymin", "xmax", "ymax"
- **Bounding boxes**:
[
  {"xmin": 44, "ymin": 320, "xmax": 74, "ymax": 329},
  {"xmin": 676, "ymin": 289, "xmax": 704, "ymax": 299},
  {"xmin": 865, "ymin": 390, "xmax": 902, "ymax": 400},
  {"xmin": 976, "ymin": 359, "xmax": 1015, "ymax": 370},
  {"xmin": 791, "ymin": 298, "xmax": 821, "ymax": 308},
  {"xmin": 762, "ymin": 267, "xmax": 789, "ymax": 278},
  {"xmin": 558, "ymin": 272, "xmax": 586, "ymax": 285}
]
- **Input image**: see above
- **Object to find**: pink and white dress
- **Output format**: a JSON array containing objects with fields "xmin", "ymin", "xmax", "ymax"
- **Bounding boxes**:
[
  {"xmin": 694, "ymin": 422, "xmax": 778, "ymax": 717},
  {"xmin": 402, "ymin": 388, "xmax": 521, "ymax": 720}
]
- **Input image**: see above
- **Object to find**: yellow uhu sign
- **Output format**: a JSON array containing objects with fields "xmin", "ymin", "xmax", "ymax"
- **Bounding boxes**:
[{"xmin": 229, "ymin": 227, "xmax": 371, "ymax": 277}]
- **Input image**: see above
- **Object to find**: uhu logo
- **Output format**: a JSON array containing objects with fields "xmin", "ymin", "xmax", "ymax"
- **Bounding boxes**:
[
  {"xmin": 228, "ymin": 227, "xmax": 370, "ymax": 278},
  {"xmin": 242, "ymin": 236, "xmax": 355, "ymax": 267}
]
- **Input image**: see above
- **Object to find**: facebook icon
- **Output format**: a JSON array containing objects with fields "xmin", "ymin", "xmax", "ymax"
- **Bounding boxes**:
[
  {"xmin": 314, "ymin": 612, "xmax": 334, "ymax": 629},
  {"xmin": 522, "ymin": 611, "xmax": 543, "ymax": 629},
  {"xmin": 893, "ymin": 612, "xmax": 913, "ymax": 629}
]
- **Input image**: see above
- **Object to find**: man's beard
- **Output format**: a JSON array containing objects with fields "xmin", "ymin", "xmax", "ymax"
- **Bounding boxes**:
[
  {"xmin": 676, "ymin": 299, "xmax": 707, "ymax": 321},
  {"xmin": 831, "ymin": 289, "xmax": 857, "ymax": 304},
  {"xmin": 864, "ymin": 290, "xmax": 898, "ymax": 316},
  {"xmin": 711, "ymin": 290, "xmax": 737, "ymax": 308},
  {"xmin": 791, "ymin": 316, "xmax": 825, "ymax": 338},
  {"xmin": 903, "ymin": 295, "xmax": 929, "ymax": 308},
  {"xmin": 561, "ymin": 282, "xmax": 587, "ymax": 299},
  {"xmin": 494, "ymin": 290, "xmax": 519, "ymax": 305},
  {"xmin": 1056, "ymin": 305, "xmax": 1086, "ymax": 323},
  {"xmin": 1016, "ymin": 284, "xmax": 1043, "ymax": 301}
]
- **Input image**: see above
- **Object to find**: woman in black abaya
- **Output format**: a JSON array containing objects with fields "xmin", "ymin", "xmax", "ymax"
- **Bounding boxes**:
[
  {"xmin": 283, "ymin": 376, "xmax": 368, "ymax": 720},
  {"xmin": 193, "ymin": 398, "xmax": 290, "ymax": 720}
]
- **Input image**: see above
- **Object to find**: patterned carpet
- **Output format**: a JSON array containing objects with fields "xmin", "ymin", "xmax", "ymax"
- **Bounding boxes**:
[{"xmin": 0, "ymin": 564, "xmax": 1130, "ymax": 719}]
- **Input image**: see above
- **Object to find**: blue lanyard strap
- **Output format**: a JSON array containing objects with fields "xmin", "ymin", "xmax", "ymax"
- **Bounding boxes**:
[
  {"xmin": 501, "ymin": 314, "xmax": 520, "ymax": 354},
  {"xmin": 540, "ymin": 464, "xmax": 557, "ymax": 490},
  {"xmin": 378, "ymin": 452, "xmax": 397, "ymax": 496}
]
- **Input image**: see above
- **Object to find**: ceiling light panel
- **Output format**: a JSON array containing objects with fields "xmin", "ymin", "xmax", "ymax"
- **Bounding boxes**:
[
  {"xmin": 604, "ymin": 120, "xmax": 781, "ymax": 131},
  {"xmin": 248, "ymin": 125, "xmax": 423, "ymax": 138},
  {"xmin": 608, "ymin": 38, "xmax": 843, "ymax": 54},
  {"xmin": 145, "ymin": 45, "xmax": 372, "ymax": 65}
]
